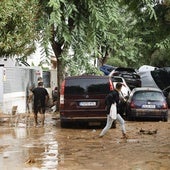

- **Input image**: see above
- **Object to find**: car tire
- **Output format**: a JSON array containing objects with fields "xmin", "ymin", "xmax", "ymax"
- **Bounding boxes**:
[
  {"xmin": 163, "ymin": 117, "xmax": 168, "ymax": 122},
  {"xmin": 126, "ymin": 115, "xmax": 131, "ymax": 121},
  {"xmin": 60, "ymin": 120, "xmax": 68, "ymax": 128},
  {"xmin": 126, "ymin": 111, "xmax": 132, "ymax": 121}
]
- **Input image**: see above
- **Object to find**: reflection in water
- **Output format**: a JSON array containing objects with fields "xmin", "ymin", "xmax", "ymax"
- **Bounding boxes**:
[
  {"xmin": 14, "ymin": 127, "xmax": 29, "ymax": 138},
  {"xmin": 25, "ymin": 129, "xmax": 59, "ymax": 170},
  {"xmin": 0, "ymin": 127, "xmax": 59, "ymax": 170},
  {"xmin": 42, "ymin": 141, "xmax": 58, "ymax": 169}
]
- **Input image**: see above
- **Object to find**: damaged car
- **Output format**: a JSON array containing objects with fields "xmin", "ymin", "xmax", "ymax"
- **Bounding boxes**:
[{"xmin": 100, "ymin": 65, "xmax": 141, "ymax": 90}]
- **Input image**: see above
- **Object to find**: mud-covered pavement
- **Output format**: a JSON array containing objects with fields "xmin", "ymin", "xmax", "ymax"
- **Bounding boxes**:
[{"xmin": 0, "ymin": 112, "xmax": 170, "ymax": 170}]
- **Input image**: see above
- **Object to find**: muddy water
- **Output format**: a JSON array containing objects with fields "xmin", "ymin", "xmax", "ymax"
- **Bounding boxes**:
[{"xmin": 0, "ymin": 113, "xmax": 170, "ymax": 170}]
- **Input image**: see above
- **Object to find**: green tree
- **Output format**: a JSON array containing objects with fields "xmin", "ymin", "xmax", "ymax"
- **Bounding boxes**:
[
  {"xmin": 40, "ymin": 1, "xmax": 128, "ymax": 88},
  {"xmin": 0, "ymin": 0, "xmax": 39, "ymax": 57},
  {"xmin": 121, "ymin": 0, "xmax": 170, "ymax": 67},
  {"xmin": 39, "ymin": 1, "xmax": 156, "ymax": 82},
  {"xmin": 1, "ymin": 0, "xmax": 169, "ymax": 84},
  {"xmin": 150, "ymin": 1, "xmax": 170, "ymax": 67}
]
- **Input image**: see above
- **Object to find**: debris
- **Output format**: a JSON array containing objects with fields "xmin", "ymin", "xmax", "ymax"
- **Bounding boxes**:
[
  {"xmin": 25, "ymin": 157, "xmax": 36, "ymax": 164},
  {"xmin": 139, "ymin": 128, "xmax": 158, "ymax": 135},
  {"xmin": 3, "ymin": 152, "xmax": 9, "ymax": 158}
]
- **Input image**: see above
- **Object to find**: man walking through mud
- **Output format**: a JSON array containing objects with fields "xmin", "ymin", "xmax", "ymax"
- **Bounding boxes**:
[{"xmin": 29, "ymin": 81, "xmax": 49, "ymax": 127}]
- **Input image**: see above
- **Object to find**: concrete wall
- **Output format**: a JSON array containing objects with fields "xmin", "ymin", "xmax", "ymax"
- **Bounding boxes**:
[
  {"xmin": 0, "ymin": 66, "xmax": 42, "ymax": 114},
  {"xmin": 0, "ymin": 66, "xmax": 4, "ymax": 113}
]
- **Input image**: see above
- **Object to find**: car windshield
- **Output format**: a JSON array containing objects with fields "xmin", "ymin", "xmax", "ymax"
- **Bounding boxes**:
[{"xmin": 133, "ymin": 91, "xmax": 164, "ymax": 101}]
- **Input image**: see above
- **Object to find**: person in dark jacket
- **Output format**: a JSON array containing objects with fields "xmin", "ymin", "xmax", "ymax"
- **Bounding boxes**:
[{"xmin": 99, "ymin": 82, "xmax": 127, "ymax": 138}]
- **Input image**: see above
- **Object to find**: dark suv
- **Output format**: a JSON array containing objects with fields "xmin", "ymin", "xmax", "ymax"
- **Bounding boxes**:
[{"xmin": 59, "ymin": 75, "xmax": 114, "ymax": 128}]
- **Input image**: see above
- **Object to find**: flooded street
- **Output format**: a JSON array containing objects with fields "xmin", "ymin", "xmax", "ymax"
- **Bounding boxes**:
[{"xmin": 0, "ymin": 112, "xmax": 170, "ymax": 170}]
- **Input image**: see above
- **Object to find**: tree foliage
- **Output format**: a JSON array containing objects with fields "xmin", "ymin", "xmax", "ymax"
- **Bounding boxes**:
[
  {"xmin": 39, "ymin": 0, "xmax": 170, "ymax": 79},
  {"xmin": 39, "ymin": 1, "xmax": 143, "ymax": 77},
  {"xmin": 121, "ymin": 0, "xmax": 170, "ymax": 67},
  {"xmin": 0, "ymin": 0, "xmax": 39, "ymax": 57},
  {"xmin": 0, "ymin": 0, "xmax": 169, "ymax": 75}
]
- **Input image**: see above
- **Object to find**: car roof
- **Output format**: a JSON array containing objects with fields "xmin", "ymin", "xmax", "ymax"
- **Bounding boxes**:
[
  {"xmin": 109, "ymin": 67, "xmax": 137, "ymax": 76},
  {"xmin": 65, "ymin": 75, "xmax": 110, "ymax": 80},
  {"xmin": 132, "ymin": 87, "xmax": 162, "ymax": 93},
  {"xmin": 114, "ymin": 67, "xmax": 136, "ymax": 72}
]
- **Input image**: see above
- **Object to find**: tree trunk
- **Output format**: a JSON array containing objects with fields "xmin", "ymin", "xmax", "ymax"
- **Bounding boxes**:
[{"xmin": 51, "ymin": 40, "xmax": 64, "ymax": 112}]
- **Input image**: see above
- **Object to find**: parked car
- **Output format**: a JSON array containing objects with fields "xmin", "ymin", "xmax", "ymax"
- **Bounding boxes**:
[
  {"xmin": 126, "ymin": 87, "xmax": 168, "ymax": 121},
  {"xmin": 60, "ymin": 75, "xmax": 115, "ymax": 128},
  {"xmin": 109, "ymin": 67, "xmax": 141, "ymax": 90},
  {"xmin": 163, "ymin": 86, "xmax": 170, "ymax": 108}
]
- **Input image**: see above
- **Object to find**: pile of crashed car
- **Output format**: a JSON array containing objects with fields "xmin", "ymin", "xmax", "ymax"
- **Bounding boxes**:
[{"xmin": 100, "ymin": 64, "xmax": 170, "ymax": 121}]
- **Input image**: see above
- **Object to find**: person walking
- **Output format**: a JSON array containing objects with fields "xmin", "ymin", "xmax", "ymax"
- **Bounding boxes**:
[
  {"xmin": 99, "ymin": 82, "xmax": 127, "ymax": 138},
  {"xmin": 29, "ymin": 81, "xmax": 49, "ymax": 127},
  {"xmin": 51, "ymin": 86, "xmax": 58, "ymax": 112}
]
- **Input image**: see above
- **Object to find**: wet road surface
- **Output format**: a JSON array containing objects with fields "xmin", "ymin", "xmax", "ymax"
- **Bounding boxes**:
[{"xmin": 0, "ymin": 113, "xmax": 170, "ymax": 170}]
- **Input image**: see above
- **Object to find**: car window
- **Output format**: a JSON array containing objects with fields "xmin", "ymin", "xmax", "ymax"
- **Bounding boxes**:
[
  {"xmin": 65, "ymin": 78, "xmax": 111, "ymax": 95},
  {"xmin": 111, "ymin": 77, "xmax": 123, "ymax": 83},
  {"xmin": 133, "ymin": 91, "xmax": 164, "ymax": 101},
  {"xmin": 115, "ymin": 68, "xmax": 136, "ymax": 73}
]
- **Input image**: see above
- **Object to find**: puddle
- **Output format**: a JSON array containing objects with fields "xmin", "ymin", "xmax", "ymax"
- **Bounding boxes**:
[{"xmin": 0, "ymin": 126, "xmax": 59, "ymax": 170}]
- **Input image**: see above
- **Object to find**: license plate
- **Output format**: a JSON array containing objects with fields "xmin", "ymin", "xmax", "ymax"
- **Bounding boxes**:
[
  {"xmin": 142, "ymin": 104, "xmax": 156, "ymax": 109},
  {"xmin": 79, "ymin": 102, "xmax": 96, "ymax": 106}
]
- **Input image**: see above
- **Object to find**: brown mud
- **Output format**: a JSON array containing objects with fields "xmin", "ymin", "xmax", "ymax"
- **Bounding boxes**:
[{"xmin": 0, "ymin": 112, "xmax": 170, "ymax": 170}]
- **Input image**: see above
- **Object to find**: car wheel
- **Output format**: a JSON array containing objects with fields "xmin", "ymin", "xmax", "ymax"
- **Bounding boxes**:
[
  {"xmin": 126, "ymin": 115, "xmax": 131, "ymax": 121},
  {"xmin": 163, "ymin": 116, "xmax": 168, "ymax": 122},
  {"xmin": 60, "ymin": 120, "xmax": 69, "ymax": 128}
]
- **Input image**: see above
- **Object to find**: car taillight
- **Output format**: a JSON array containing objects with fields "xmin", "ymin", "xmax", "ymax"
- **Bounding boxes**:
[
  {"xmin": 130, "ymin": 101, "xmax": 136, "ymax": 108},
  {"xmin": 60, "ymin": 80, "xmax": 65, "ymax": 104},
  {"xmin": 162, "ymin": 102, "xmax": 168, "ymax": 109},
  {"xmin": 109, "ymin": 79, "xmax": 114, "ymax": 91}
]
